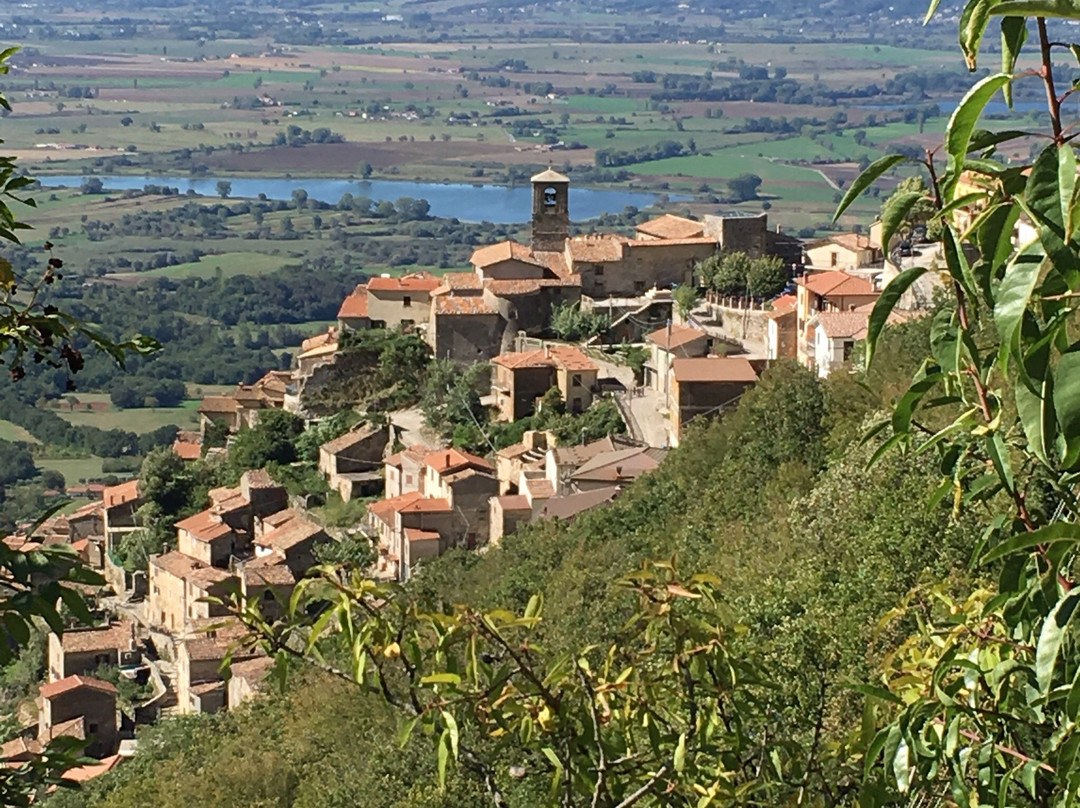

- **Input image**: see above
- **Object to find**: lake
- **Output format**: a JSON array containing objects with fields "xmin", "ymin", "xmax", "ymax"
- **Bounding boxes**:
[{"xmin": 36, "ymin": 174, "xmax": 669, "ymax": 224}]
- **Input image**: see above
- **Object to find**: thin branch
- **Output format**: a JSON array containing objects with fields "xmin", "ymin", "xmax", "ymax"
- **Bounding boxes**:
[
  {"xmin": 578, "ymin": 666, "xmax": 608, "ymax": 808},
  {"xmin": 611, "ymin": 765, "xmax": 669, "ymax": 808},
  {"xmin": 473, "ymin": 615, "xmax": 561, "ymax": 710},
  {"xmin": 1037, "ymin": 17, "xmax": 1064, "ymax": 143}
]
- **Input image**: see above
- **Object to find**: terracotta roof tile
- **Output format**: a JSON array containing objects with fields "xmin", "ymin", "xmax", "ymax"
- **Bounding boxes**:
[
  {"xmin": 320, "ymin": 424, "xmax": 379, "ymax": 456},
  {"xmin": 175, "ymin": 509, "xmax": 233, "ymax": 542},
  {"xmin": 434, "ymin": 295, "xmax": 498, "ymax": 315},
  {"xmin": 58, "ymin": 620, "xmax": 134, "ymax": 654},
  {"xmin": 535, "ymin": 486, "xmax": 622, "ymax": 521},
  {"xmin": 102, "ymin": 480, "xmax": 139, "ymax": 509},
  {"xmin": 254, "ymin": 514, "xmax": 325, "ymax": 552},
  {"xmin": 39, "ymin": 675, "xmax": 118, "ymax": 700},
  {"xmin": 531, "ymin": 167, "xmax": 570, "ymax": 182},
  {"xmin": 492, "ymin": 345, "xmax": 598, "ymax": 372},
  {"xmin": 197, "ymin": 395, "xmax": 240, "ymax": 415},
  {"xmin": 404, "ymin": 528, "xmax": 441, "ymax": 542},
  {"xmin": 62, "ymin": 754, "xmax": 122, "ymax": 783},
  {"xmin": 337, "ymin": 284, "xmax": 369, "ymax": 319},
  {"xmin": 424, "ymin": 448, "xmax": 495, "ymax": 474},
  {"xmin": 766, "ymin": 294, "xmax": 798, "ymax": 319},
  {"xmin": 470, "ymin": 240, "xmax": 542, "ymax": 268},
  {"xmin": 809, "ymin": 232, "xmax": 875, "ymax": 252},
  {"xmin": 566, "ymin": 236, "xmax": 624, "ymax": 263},
  {"xmin": 626, "ymin": 236, "xmax": 717, "ymax": 248},
  {"xmin": 367, "ymin": 272, "xmax": 441, "ymax": 293},
  {"xmin": 645, "ymin": 324, "xmax": 708, "ymax": 351},
  {"xmin": 435, "ymin": 271, "xmax": 484, "ymax": 292},
  {"xmin": 795, "ymin": 270, "xmax": 876, "ymax": 298},
  {"xmin": 635, "ymin": 214, "xmax": 705, "ymax": 240},
  {"xmin": 150, "ymin": 550, "xmax": 207, "ymax": 579},
  {"xmin": 815, "ymin": 310, "xmax": 870, "ymax": 340},
  {"xmin": 671, "ymin": 357, "xmax": 758, "ymax": 384},
  {"xmin": 368, "ymin": 491, "xmax": 424, "ymax": 526},
  {"xmin": 496, "ymin": 494, "xmax": 531, "ymax": 511},
  {"xmin": 399, "ymin": 497, "xmax": 452, "ymax": 513},
  {"xmin": 172, "ymin": 440, "xmax": 202, "ymax": 461}
]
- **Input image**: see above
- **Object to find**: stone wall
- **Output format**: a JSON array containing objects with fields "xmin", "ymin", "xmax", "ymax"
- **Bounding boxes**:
[{"xmin": 700, "ymin": 301, "xmax": 772, "ymax": 353}]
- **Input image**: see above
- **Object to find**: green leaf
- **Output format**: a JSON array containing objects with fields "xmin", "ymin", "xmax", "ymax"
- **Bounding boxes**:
[
  {"xmin": 1000, "ymin": 17, "xmax": 1027, "ymax": 106},
  {"xmin": 674, "ymin": 732, "xmax": 687, "ymax": 772},
  {"xmin": 880, "ymin": 191, "xmax": 924, "ymax": 256},
  {"xmin": 1067, "ymin": 668, "xmax": 1080, "ymax": 721},
  {"xmin": 944, "ymin": 72, "xmax": 1012, "ymax": 195},
  {"xmin": 1037, "ymin": 589, "xmax": 1080, "ymax": 695},
  {"xmin": 865, "ymin": 266, "xmax": 927, "ymax": 366},
  {"xmin": 437, "ymin": 729, "xmax": 450, "ymax": 789},
  {"xmin": 397, "ymin": 715, "xmax": 421, "ymax": 750},
  {"xmin": 1054, "ymin": 347, "xmax": 1080, "ymax": 469},
  {"xmin": 422, "ymin": 672, "xmax": 462, "ymax": 685},
  {"xmin": 983, "ymin": 521, "xmax": 1080, "ymax": 562},
  {"xmin": 892, "ymin": 736, "xmax": 912, "ymax": 793},
  {"xmin": 524, "ymin": 593, "xmax": 543, "ymax": 620},
  {"xmin": 985, "ymin": 433, "xmax": 1015, "ymax": 495},
  {"xmin": 992, "ymin": 0, "xmax": 1080, "ymax": 16},
  {"xmin": 925, "ymin": 0, "xmax": 946, "ymax": 22},
  {"xmin": 833, "ymin": 154, "xmax": 908, "ymax": 222},
  {"xmin": 959, "ymin": 0, "xmax": 1003, "ymax": 70},
  {"xmin": 993, "ymin": 244, "xmax": 1043, "ymax": 370},
  {"xmin": 1022, "ymin": 144, "xmax": 1080, "ymax": 288},
  {"xmin": 892, "ymin": 370, "xmax": 944, "ymax": 435},
  {"xmin": 441, "ymin": 710, "xmax": 459, "ymax": 759}
]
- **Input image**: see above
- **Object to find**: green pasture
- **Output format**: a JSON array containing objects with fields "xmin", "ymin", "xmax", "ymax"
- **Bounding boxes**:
[
  {"xmin": 131, "ymin": 251, "xmax": 294, "ymax": 280},
  {"xmin": 0, "ymin": 420, "xmax": 39, "ymax": 444},
  {"xmin": 35, "ymin": 456, "xmax": 106, "ymax": 485},
  {"xmin": 56, "ymin": 404, "xmax": 200, "ymax": 433}
]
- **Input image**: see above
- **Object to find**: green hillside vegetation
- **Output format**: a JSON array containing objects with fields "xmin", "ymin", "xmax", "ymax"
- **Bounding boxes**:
[{"xmin": 49, "ymin": 319, "xmax": 988, "ymax": 808}]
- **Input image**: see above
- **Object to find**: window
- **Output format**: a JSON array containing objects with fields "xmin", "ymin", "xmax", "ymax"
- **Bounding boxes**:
[
  {"xmin": 843, "ymin": 340, "xmax": 855, "ymax": 361},
  {"xmin": 543, "ymin": 186, "xmax": 558, "ymax": 207},
  {"xmin": 594, "ymin": 265, "xmax": 604, "ymax": 276},
  {"xmin": 88, "ymin": 723, "xmax": 98, "ymax": 735},
  {"xmin": 571, "ymin": 374, "xmax": 582, "ymax": 387},
  {"xmin": 830, "ymin": 252, "xmax": 838, "ymax": 267},
  {"xmin": 403, "ymin": 295, "xmax": 412, "ymax": 308},
  {"xmin": 572, "ymin": 397, "xmax": 583, "ymax": 413}
]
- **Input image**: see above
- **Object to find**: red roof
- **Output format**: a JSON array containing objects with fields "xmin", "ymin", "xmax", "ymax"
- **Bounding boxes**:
[
  {"xmin": 399, "ymin": 497, "xmax": 452, "ymax": 514},
  {"xmin": 102, "ymin": 479, "xmax": 139, "ymax": 509},
  {"xmin": 368, "ymin": 491, "xmax": 424, "ymax": 527},
  {"xmin": 470, "ymin": 240, "xmax": 542, "ymax": 268},
  {"xmin": 645, "ymin": 324, "xmax": 708, "ymax": 351},
  {"xmin": 62, "ymin": 754, "xmax": 123, "ymax": 783},
  {"xmin": 423, "ymin": 447, "xmax": 494, "ymax": 475},
  {"xmin": 367, "ymin": 272, "xmax": 441, "ymax": 293},
  {"xmin": 39, "ymin": 675, "xmax": 118, "ymax": 700},
  {"xmin": 672, "ymin": 357, "xmax": 758, "ymax": 384},
  {"xmin": 175, "ymin": 509, "xmax": 233, "ymax": 541},
  {"xmin": 434, "ymin": 295, "xmax": 498, "ymax": 315},
  {"xmin": 404, "ymin": 528, "xmax": 441, "ymax": 542},
  {"xmin": 337, "ymin": 284, "xmax": 369, "ymax": 319},
  {"xmin": 796, "ymin": 270, "xmax": 876, "ymax": 298},
  {"xmin": 492, "ymin": 345, "xmax": 598, "ymax": 372},
  {"xmin": 635, "ymin": 214, "xmax": 706, "ymax": 240},
  {"xmin": 172, "ymin": 440, "xmax": 202, "ymax": 461}
]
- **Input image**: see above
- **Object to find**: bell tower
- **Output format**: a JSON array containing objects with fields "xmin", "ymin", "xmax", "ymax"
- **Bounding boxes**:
[{"xmin": 530, "ymin": 167, "xmax": 570, "ymax": 252}]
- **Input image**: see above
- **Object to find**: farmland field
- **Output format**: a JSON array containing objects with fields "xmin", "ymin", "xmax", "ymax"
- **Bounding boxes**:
[
  {"xmin": 56, "ymin": 404, "xmax": 201, "ymax": 434},
  {"xmin": 0, "ymin": 421, "xmax": 39, "ymax": 444},
  {"xmin": 35, "ymin": 457, "xmax": 107, "ymax": 485}
]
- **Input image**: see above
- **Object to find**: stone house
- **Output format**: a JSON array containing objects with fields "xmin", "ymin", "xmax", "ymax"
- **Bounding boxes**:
[
  {"xmin": 102, "ymin": 480, "xmax": 141, "ymax": 556},
  {"xmin": 427, "ymin": 294, "xmax": 507, "ymax": 361},
  {"xmin": 794, "ymin": 270, "xmax": 879, "ymax": 367},
  {"xmin": 227, "ymin": 657, "xmax": 276, "ymax": 711},
  {"xmin": 383, "ymin": 445, "xmax": 429, "ymax": 499},
  {"xmin": 337, "ymin": 283, "xmax": 371, "ymax": 331},
  {"xmin": 809, "ymin": 305, "xmax": 918, "ymax": 377},
  {"xmin": 804, "ymin": 233, "xmax": 882, "ymax": 271},
  {"xmin": 644, "ymin": 324, "xmax": 711, "ymax": 394},
  {"xmin": 47, "ymin": 620, "xmax": 138, "ymax": 682},
  {"xmin": 667, "ymin": 357, "xmax": 758, "ymax": 445},
  {"xmin": 38, "ymin": 675, "xmax": 118, "ymax": 759},
  {"xmin": 252, "ymin": 511, "xmax": 329, "ymax": 573},
  {"xmin": 317, "ymin": 424, "xmax": 389, "ymax": 502},
  {"xmin": 175, "ymin": 510, "xmax": 243, "ymax": 568},
  {"xmin": 544, "ymin": 435, "xmax": 644, "ymax": 494},
  {"xmin": 147, "ymin": 551, "xmax": 236, "ymax": 634},
  {"xmin": 567, "ymin": 446, "xmax": 668, "ymax": 492},
  {"xmin": 366, "ymin": 273, "xmax": 442, "ymax": 330},
  {"xmin": 470, "ymin": 240, "xmax": 549, "ymax": 279},
  {"xmin": 564, "ymin": 235, "xmax": 717, "ymax": 298},
  {"xmin": 765, "ymin": 294, "xmax": 798, "ymax": 361},
  {"xmin": 176, "ymin": 619, "xmax": 262, "ymax": 715},
  {"xmin": 295, "ymin": 328, "xmax": 340, "ymax": 378},
  {"xmin": 491, "ymin": 345, "xmax": 599, "ymax": 421},
  {"xmin": 495, "ymin": 430, "xmax": 554, "ymax": 494}
]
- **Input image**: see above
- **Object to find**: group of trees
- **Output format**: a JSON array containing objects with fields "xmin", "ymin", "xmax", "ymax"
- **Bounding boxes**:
[{"xmin": 695, "ymin": 251, "xmax": 788, "ymax": 299}]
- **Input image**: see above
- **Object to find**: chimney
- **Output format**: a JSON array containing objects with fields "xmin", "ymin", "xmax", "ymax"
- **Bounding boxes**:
[{"xmin": 544, "ymin": 345, "xmax": 551, "ymax": 359}]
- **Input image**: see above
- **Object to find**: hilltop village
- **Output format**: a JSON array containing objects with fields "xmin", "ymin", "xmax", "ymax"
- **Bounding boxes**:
[{"xmin": 0, "ymin": 169, "xmax": 941, "ymax": 781}]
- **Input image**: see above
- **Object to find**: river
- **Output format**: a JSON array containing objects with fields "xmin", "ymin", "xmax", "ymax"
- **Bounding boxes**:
[{"xmin": 36, "ymin": 174, "xmax": 668, "ymax": 224}]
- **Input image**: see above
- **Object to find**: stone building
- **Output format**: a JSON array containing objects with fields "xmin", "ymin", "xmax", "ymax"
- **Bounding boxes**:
[
  {"xmin": 491, "ymin": 345, "xmax": 599, "ymax": 421},
  {"xmin": 38, "ymin": 676, "xmax": 119, "ymax": 759},
  {"xmin": 47, "ymin": 620, "xmax": 138, "ymax": 682},
  {"xmin": 667, "ymin": 357, "xmax": 758, "ymax": 445}
]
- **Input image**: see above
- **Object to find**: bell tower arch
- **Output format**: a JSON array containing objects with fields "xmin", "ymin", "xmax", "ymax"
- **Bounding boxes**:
[{"xmin": 530, "ymin": 167, "xmax": 570, "ymax": 252}]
